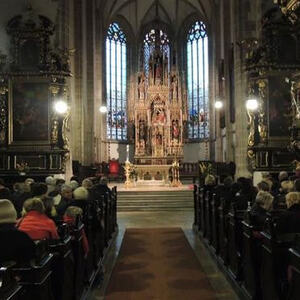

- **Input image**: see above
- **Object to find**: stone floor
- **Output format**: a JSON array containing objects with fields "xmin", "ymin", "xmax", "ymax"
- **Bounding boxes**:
[{"xmin": 89, "ymin": 210, "xmax": 240, "ymax": 300}]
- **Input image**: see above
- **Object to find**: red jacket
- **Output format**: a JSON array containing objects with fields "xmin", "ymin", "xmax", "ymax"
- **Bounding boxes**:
[{"xmin": 17, "ymin": 211, "xmax": 59, "ymax": 240}]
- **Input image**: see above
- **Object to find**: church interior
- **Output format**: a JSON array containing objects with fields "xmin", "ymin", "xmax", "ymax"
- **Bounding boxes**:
[{"xmin": 1, "ymin": 0, "xmax": 300, "ymax": 299}]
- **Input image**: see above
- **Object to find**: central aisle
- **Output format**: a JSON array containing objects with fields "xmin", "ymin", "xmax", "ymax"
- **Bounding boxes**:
[{"xmin": 105, "ymin": 228, "xmax": 216, "ymax": 300}]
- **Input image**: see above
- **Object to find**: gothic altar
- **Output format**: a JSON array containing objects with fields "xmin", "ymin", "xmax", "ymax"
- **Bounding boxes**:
[{"xmin": 133, "ymin": 29, "xmax": 185, "ymax": 168}]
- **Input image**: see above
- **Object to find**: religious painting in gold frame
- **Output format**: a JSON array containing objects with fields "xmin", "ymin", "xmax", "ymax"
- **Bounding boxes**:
[{"xmin": 8, "ymin": 78, "xmax": 50, "ymax": 145}]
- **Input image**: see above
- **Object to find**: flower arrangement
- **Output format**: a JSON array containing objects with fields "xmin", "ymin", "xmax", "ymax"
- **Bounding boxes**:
[{"xmin": 16, "ymin": 162, "xmax": 30, "ymax": 174}]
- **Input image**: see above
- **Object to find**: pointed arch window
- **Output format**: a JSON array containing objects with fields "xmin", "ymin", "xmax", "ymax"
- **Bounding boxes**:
[
  {"xmin": 187, "ymin": 21, "xmax": 209, "ymax": 139},
  {"xmin": 143, "ymin": 28, "xmax": 170, "ymax": 81},
  {"xmin": 106, "ymin": 22, "xmax": 127, "ymax": 140}
]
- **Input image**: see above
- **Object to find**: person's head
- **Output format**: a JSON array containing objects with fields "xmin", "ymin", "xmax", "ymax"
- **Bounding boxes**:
[
  {"xmin": 100, "ymin": 176, "xmax": 108, "ymax": 185},
  {"xmin": 205, "ymin": 174, "xmax": 216, "ymax": 186},
  {"xmin": 13, "ymin": 182, "xmax": 24, "ymax": 193},
  {"xmin": 61, "ymin": 184, "xmax": 73, "ymax": 200},
  {"xmin": 286, "ymin": 192, "xmax": 300, "ymax": 209},
  {"xmin": 278, "ymin": 171, "xmax": 289, "ymax": 182},
  {"xmin": 45, "ymin": 176, "xmax": 56, "ymax": 186},
  {"xmin": 223, "ymin": 176, "xmax": 233, "ymax": 188},
  {"xmin": 23, "ymin": 198, "xmax": 45, "ymax": 214},
  {"xmin": 56, "ymin": 179, "xmax": 65, "ymax": 187},
  {"xmin": 255, "ymin": 191, "xmax": 274, "ymax": 211},
  {"xmin": 238, "ymin": 177, "xmax": 253, "ymax": 194},
  {"xmin": 73, "ymin": 187, "xmax": 89, "ymax": 201},
  {"xmin": 294, "ymin": 179, "xmax": 300, "ymax": 192},
  {"xmin": 0, "ymin": 199, "xmax": 17, "ymax": 224},
  {"xmin": 281, "ymin": 180, "xmax": 294, "ymax": 193},
  {"xmin": 31, "ymin": 183, "xmax": 48, "ymax": 198},
  {"xmin": 257, "ymin": 181, "xmax": 270, "ymax": 192},
  {"xmin": 24, "ymin": 178, "xmax": 35, "ymax": 186},
  {"xmin": 70, "ymin": 180, "xmax": 79, "ymax": 191},
  {"xmin": 82, "ymin": 178, "xmax": 93, "ymax": 189},
  {"xmin": 64, "ymin": 206, "xmax": 83, "ymax": 219}
]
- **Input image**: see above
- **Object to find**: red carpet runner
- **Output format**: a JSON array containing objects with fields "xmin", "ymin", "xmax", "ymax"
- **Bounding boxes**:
[{"xmin": 105, "ymin": 228, "xmax": 216, "ymax": 300}]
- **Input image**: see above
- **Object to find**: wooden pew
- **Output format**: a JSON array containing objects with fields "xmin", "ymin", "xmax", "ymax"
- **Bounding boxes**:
[
  {"xmin": 211, "ymin": 192, "xmax": 220, "ymax": 253},
  {"xmin": 199, "ymin": 187, "xmax": 206, "ymax": 237},
  {"xmin": 218, "ymin": 197, "xmax": 229, "ymax": 265},
  {"xmin": 193, "ymin": 184, "xmax": 199, "ymax": 229},
  {"xmin": 287, "ymin": 235, "xmax": 300, "ymax": 300},
  {"xmin": 227, "ymin": 204, "xmax": 245, "ymax": 281},
  {"xmin": 0, "ymin": 265, "xmax": 24, "ymax": 300},
  {"xmin": 260, "ymin": 215, "xmax": 294, "ymax": 300},
  {"xmin": 241, "ymin": 210, "xmax": 263, "ymax": 300},
  {"xmin": 12, "ymin": 240, "xmax": 55, "ymax": 300},
  {"xmin": 70, "ymin": 220, "xmax": 87, "ymax": 300},
  {"xmin": 48, "ymin": 234, "xmax": 74, "ymax": 300},
  {"xmin": 204, "ymin": 189, "xmax": 213, "ymax": 242}
]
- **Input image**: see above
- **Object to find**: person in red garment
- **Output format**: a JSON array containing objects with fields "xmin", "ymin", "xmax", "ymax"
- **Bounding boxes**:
[{"xmin": 17, "ymin": 197, "xmax": 59, "ymax": 240}]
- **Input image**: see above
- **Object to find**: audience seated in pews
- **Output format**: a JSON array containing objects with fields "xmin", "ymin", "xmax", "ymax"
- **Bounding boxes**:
[
  {"xmin": 31, "ymin": 182, "xmax": 57, "ymax": 219},
  {"xmin": 0, "ymin": 199, "xmax": 35, "ymax": 265},
  {"xmin": 69, "ymin": 186, "xmax": 89, "ymax": 212},
  {"xmin": 250, "ymin": 191, "xmax": 274, "ymax": 227},
  {"xmin": 17, "ymin": 197, "xmax": 59, "ymax": 240},
  {"xmin": 234, "ymin": 177, "xmax": 257, "ymax": 210},
  {"xmin": 63, "ymin": 206, "xmax": 89, "ymax": 257},
  {"xmin": 277, "ymin": 192, "xmax": 300, "ymax": 233},
  {"xmin": 56, "ymin": 184, "xmax": 73, "ymax": 217}
]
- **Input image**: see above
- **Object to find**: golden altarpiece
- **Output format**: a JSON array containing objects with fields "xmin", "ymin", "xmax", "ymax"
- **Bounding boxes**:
[
  {"xmin": 125, "ymin": 29, "xmax": 185, "ymax": 184},
  {"xmin": 133, "ymin": 29, "xmax": 184, "ymax": 168}
]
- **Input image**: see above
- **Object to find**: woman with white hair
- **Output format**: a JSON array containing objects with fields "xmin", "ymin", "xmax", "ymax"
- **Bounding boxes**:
[
  {"xmin": 277, "ymin": 192, "xmax": 300, "ymax": 233},
  {"xmin": 250, "ymin": 191, "xmax": 274, "ymax": 227}
]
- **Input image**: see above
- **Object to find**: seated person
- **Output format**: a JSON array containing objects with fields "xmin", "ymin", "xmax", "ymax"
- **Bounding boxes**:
[
  {"xmin": 31, "ymin": 182, "xmax": 57, "ymax": 219},
  {"xmin": 68, "ymin": 187, "xmax": 89, "ymax": 212},
  {"xmin": 91, "ymin": 177, "xmax": 111, "ymax": 200},
  {"xmin": 234, "ymin": 177, "xmax": 257, "ymax": 210},
  {"xmin": 17, "ymin": 198, "xmax": 59, "ymax": 240},
  {"xmin": 56, "ymin": 184, "xmax": 73, "ymax": 217},
  {"xmin": 277, "ymin": 192, "xmax": 300, "ymax": 233},
  {"xmin": 250, "ymin": 191, "xmax": 274, "ymax": 228},
  {"xmin": 0, "ymin": 199, "xmax": 35, "ymax": 264},
  {"xmin": 63, "ymin": 206, "xmax": 89, "ymax": 257}
]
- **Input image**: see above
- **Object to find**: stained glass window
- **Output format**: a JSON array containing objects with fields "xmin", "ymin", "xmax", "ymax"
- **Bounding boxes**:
[
  {"xmin": 187, "ymin": 21, "xmax": 209, "ymax": 139},
  {"xmin": 106, "ymin": 23, "xmax": 127, "ymax": 140},
  {"xmin": 143, "ymin": 29, "xmax": 170, "ymax": 80}
]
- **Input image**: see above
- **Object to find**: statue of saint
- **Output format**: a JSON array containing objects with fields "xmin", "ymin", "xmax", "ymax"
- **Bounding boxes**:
[
  {"xmin": 138, "ymin": 119, "xmax": 146, "ymax": 142},
  {"xmin": 172, "ymin": 75, "xmax": 178, "ymax": 100},
  {"xmin": 171, "ymin": 120, "xmax": 180, "ymax": 141},
  {"xmin": 138, "ymin": 73, "xmax": 145, "ymax": 99}
]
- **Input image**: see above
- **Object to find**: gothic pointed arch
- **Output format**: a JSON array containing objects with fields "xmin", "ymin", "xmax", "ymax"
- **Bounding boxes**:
[{"xmin": 105, "ymin": 22, "xmax": 128, "ymax": 141}]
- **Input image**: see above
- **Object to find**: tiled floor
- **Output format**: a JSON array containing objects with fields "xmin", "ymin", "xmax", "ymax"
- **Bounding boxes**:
[{"xmin": 89, "ymin": 210, "xmax": 240, "ymax": 300}]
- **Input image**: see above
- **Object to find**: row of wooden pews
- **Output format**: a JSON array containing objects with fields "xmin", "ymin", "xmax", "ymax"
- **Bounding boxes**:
[
  {"xmin": 193, "ymin": 184, "xmax": 300, "ymax": 300},
  {"xmin": 0, "ymin": 186, "xmax": 118, "ymax": 300}
]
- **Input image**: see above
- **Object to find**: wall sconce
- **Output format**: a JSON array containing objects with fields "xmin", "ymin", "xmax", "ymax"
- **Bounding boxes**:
[
  {"xmin": 215, "ymin": 100, "xmax": 223, "ymax": 109},
  {"xmin": 54, "ymin": 100, "xmax": 68, "ymax": 114},
  {"xmin": 99, "ymin": 105, "xmax": 107, "ymax": 113}
]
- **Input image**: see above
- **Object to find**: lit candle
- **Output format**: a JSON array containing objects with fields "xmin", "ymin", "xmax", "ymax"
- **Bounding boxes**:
[{"xmin": 126, "ymin": 144, "xmax": 129, "ymax": 161}]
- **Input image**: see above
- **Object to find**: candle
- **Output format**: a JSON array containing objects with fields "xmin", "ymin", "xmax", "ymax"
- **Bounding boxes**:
[{"xmin": 126, "ymin": 144, "xmax": 129, "ymax": 161}]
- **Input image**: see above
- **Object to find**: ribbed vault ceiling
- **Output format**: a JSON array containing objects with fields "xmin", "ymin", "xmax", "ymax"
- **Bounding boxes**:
[{"xmin": 97, "ymin": 0, "xmax": 214, "ymax": 36}]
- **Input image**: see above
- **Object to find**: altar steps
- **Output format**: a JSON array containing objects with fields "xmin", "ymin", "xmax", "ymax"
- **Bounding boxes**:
[{"xmin": 117, "ymin": 190, "xmax": 193, "ymax": 212}]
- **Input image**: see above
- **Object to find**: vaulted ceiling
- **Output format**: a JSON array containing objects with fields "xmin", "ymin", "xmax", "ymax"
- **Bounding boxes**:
[{"xmin": 97, "ymin": 0, "xmax": 215, "ymax": 36}]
